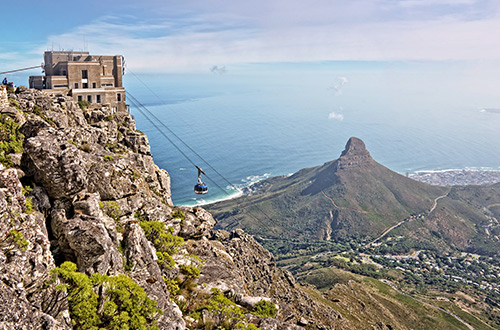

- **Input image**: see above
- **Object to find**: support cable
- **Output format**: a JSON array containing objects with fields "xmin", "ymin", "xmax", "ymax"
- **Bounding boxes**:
[
  {"xmin": 127, "ymin": 93, "xmax": 277, "ymax": 233},
  {"xmin": 128, "ymin": 92, "xmax": 275, "ymax": 222},
  {"xmin": 0, "ymin": 65, "xmax": 42, "ymax": 75}
]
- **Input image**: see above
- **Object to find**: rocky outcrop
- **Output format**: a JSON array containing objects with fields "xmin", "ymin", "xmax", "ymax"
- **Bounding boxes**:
[
  {"xmin": 336, "ymin": 137, "xmax": 374, "ymax": 170},
  {"xmin": 0, "ymin": 86, "xmax": 7, "ymax": 107},
  {"xmin": 0, "ymin": 164, "xmax": 71, "ymax": 330},
  {"xmin": 0, "ymin": 86, "xmax": 347, "ymax": 330},
  {"xmin": 185, "ymin": 229, "xmax": 347, "ymax": 329}
]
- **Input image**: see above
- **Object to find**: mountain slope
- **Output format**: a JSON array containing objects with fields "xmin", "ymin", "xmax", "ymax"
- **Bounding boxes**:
[
  {"xmin": 208, "ymin": 137, "xmax": 446, "ymax": 241},
  {"xmin": 0, "ymin": 85, "xmax": 350, "ymax": 329},
  {"xmin": 207, "ymin": 137, "xmax": 500, "ymax": 255}
]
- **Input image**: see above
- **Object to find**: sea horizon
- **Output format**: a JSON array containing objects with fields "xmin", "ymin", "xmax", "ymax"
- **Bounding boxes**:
[{"xmin": 126, "ymin": 63, "xmax": 500, "ymax": 206}]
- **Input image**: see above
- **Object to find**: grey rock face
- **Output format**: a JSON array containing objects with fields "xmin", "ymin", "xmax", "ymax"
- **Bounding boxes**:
[
  {"xmin": 123, "ymin": 221, "xmax": 185, "ymax": 330},
  {"xmin": 184, "ymin": 230, "xmax": 346, "ymax": 329},
  {"xmin": 51, "ymin": 208, "xmax": 123, "ymax": 275},
  {"xmin": 0, "ymin": 164, "xmax": 71, "ymax": 330},
  {"xmin": 0, "ymin": 87, "xmax": 347, "ymax": 330},
  {"xmin": 336, "ymin": 136, "xmax": 374, "ymax": 170}
]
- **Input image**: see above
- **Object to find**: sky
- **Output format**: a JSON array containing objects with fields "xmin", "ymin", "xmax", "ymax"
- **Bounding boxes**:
[{"xmin": 2, "ymin": 0, "xmax": 500, "ymax": 75}]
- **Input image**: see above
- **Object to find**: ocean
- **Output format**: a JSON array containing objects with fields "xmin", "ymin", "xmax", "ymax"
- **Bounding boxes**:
[{"xmin": 125, "ymin": 62, "xmax": 500, "ymax": 206}]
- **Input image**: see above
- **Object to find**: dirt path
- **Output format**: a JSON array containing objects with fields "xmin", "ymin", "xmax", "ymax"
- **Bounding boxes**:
[
  {"xmin": 429, "ymin": 192, "xmax": 449, "ymax": 214},
  {"xmin": 366, "ymin": 190, "xmax": 450, "ymax": 247}
]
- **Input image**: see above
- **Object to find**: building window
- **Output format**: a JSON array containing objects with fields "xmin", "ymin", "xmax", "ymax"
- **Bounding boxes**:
[
  {"xmin": 96, "ymin": 95, "xmax": 101, "ymax": 103},
  {"xmin": 117, "ymin": 93, "xmax": 121, "ymax": 102},
  {"xmin": 87, "ymin": 95, "xmax": 92, "ymax": 103},
  {"xmin": 77, "ymin": 95, "xmax": 83, "ymax": 101},
  {"xmin": 62, "ymin": 70, "xmax": 67, "ymax": 76},
  {"xmin": 82, "ymin": 70, "xmax": 88, "ymax": 79},
  {"xmin": 83, "ymin": 82, "xmax": 88, "ymax": 88},
  {"xmin": 92, "ymin": 82, "xmax": 96, "ymax": 88},
  {"xmin": 74, "ymin": 83, "xmax": 78, "ymax": 89}
]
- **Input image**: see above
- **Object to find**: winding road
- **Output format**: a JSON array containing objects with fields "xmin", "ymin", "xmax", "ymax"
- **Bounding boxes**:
[{"xmin": 366, "ymin": 190, "xmax": 451, "ymax": 247}]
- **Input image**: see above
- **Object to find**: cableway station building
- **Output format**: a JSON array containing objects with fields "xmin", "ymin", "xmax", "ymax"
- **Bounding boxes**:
[{"xmin": 29, "ymin": 51, "xmax": 126, "ymax": 111}]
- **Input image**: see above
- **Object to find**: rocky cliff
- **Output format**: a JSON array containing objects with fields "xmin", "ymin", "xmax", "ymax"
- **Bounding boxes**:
[{"xmin": 0, "ymin": 86, "xmax": 347, "ymax": 330}]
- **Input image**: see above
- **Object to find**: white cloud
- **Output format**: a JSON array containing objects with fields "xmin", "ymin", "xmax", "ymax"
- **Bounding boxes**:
[
  {"xmin": 30, "ymin": 1, "xmax": 500, "ymax": 72},
  {"xmin": 330, "ymin": 76, "xmax": 349, "ymax": 95},
  {"xmin": 328, "ymin": 111, "xmax": 344, "ymax": 121},
  {"xmin": 210, "ymin": 65, "xmax": 227, "ymax": 74}
]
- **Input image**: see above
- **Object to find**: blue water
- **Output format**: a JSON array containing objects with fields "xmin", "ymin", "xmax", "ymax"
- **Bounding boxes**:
[{"xmin": 125, "ymin": 63, "xmax": 500, "ymax": 206}]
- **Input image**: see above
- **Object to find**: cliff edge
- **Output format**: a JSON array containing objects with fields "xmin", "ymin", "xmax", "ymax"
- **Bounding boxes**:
[{"xmin": 0, "ymin": 86, "xmax": 346, "ymax": 330}]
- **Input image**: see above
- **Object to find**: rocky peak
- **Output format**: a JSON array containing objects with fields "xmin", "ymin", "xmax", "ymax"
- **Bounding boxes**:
[{"xmin": 336, "ymin": 136, "xmax": 374, "ymax": 170}]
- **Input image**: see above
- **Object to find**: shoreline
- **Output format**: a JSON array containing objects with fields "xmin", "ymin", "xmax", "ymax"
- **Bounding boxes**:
[
  {"xmin": 407, "ymin": 168, "xmax": 500, "ymax": 186},
  {"xmin": 181, "ymin": 168, "xmax": 500, "ymax": 207}
]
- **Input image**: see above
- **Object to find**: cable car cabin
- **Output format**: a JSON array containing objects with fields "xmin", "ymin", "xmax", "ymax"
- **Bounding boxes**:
[
  {"xmin": 194, "ymin": 165, "xmax": 208, "ymax": 194},
  {"xmin": 194, "ymin": 183, "xmax": 208, "ymax": 194}
]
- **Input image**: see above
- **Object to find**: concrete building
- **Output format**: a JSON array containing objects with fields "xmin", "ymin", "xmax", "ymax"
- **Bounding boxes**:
[{"xmin": 29, "ymin": 51, "xmax": 126, "ymax": 111}]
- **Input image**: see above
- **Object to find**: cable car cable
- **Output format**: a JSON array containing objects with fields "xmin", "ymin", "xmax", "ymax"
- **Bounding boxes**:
[
  {"xmin": 0, "ymin": 65, "xmax": 42, "ymax": 75},
  {"xmin": 128, "ymin": 92, "xmax": 275, "ymax": 223},
  {"xmin": 127, "ymin": 93, "xmax": 277, "ymax": 232}
]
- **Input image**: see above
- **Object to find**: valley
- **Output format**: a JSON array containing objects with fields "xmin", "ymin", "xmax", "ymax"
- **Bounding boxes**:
[{"xmin": 207, "ymin": 137, "xmax": 500, "ymax": 329}]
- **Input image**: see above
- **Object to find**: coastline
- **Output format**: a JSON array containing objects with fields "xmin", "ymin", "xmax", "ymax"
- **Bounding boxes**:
[
  {"xmin": 408, "ymin": 168, "xmax": 500, "ymax": 186},
  {"xmin": 182, "ymin": 168, "xmax": 500, "ymax": 207}
]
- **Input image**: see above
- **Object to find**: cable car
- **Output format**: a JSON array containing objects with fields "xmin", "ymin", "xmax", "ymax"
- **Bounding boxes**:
[{"xmin": 194, "ymin": 165, "xmax": 208, "ymax": 194}]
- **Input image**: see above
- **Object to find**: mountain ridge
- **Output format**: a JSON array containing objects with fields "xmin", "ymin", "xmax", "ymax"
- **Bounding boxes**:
[{"xmin": 207, "ymin": 136, "xmax": 499, "ymax": 256}]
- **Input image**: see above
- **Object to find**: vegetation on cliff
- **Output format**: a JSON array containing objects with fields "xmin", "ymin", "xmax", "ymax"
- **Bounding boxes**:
[{"xmin": 52, "ymin": 262, "xmax": 161, "ymax": 330}]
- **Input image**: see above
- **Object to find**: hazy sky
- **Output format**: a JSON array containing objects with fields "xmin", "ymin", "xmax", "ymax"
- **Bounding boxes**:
[{"xmin": 2, "ymin": 0, "xmax": 500, "ymax": 73}]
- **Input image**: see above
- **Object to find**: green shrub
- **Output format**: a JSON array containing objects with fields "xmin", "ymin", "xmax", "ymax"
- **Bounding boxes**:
[
  {"xmin": 103, "ymin": 155, "xmax": 114, "ymax": 162},
  {"xmin": 156, "ymin": 252, "xmax": 175, "ymax": 268},
  {"xmin": 163, "ymin": 277, "xmax": 180, "ymax": 296},
  {"xmin": 22, "ymin": 185, "xmax": 33, "ymax": 196},
  {"xmin": 8, "ymin": 229, "xmax": 28, "ymax": 251},
  {"xmin": 77, "ymin": 100, "xmax": 91, "ymax": 110},
  {"xmin": 33, "ymin": 105, "xmax": 42, "ymax": 116},
  {"xmin": 105, "ymin": 143, "xmax": 124, "ymax": 154},
  {"xmin": 251, "ymin": 300, "xmax": 277, "ymax": 318},
  {"xmin": 179, "ymin": 264, "xmax": 201, "ymax": 280},
  {"xmin": 134, "ymin": 211, "xmax": 145, "ymax": 222},
  {"xmin": 0, "ymin": 114, "xmax": 24, "ymax": 167},
  {"xmin": 25, "ymin": 197, "xmax": 34, "ymax": 214},
  {"xmin": 99, "ymin": 201, "xmax": 121, "ymax": 222},
  {"xmin": 139, "ymin": 221, "xmax": 184, "ymax": 256},
  {"xmin": 200, "ymin": 288, "xmax": 245, "ymax": 328},
  {"xmin": 236, "ymin": 323, "xmax": 262, "ymax": 330},
  {"xmin": 171, "ymin": 210, "xmax": 185, "ymax": 221},
  {"xmin": 99, "ymin": 201, "xmax": 123, "ymax": 233},
  {"xmin": 52, "ymin": 261, "xmax": 161, "ymax": 330},
  {"xmin": 8, "ymin": 98, "xmax": 18, "ymax": 107}
]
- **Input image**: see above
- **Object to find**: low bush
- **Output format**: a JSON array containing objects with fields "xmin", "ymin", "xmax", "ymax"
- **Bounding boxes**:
[{"xmin": 52, "ymin": 261, "xmax": 161, "ymax": 330}]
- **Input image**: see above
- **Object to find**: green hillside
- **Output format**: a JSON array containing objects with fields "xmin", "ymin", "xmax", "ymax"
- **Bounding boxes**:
[
  {"xmin": 208, "ymin": 137, "xmax": 445, "ymax": 241},
  {"xmin": 207, "ymin": 137, "xmax": 500, "ymax": 328}
]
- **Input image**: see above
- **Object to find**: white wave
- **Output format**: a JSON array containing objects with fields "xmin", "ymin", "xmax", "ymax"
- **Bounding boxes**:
[
  {"xmin": 180, "ymin": 172, "xmax": 272, "ymax": 207},
  {"xmin": 183, "ymin": 190, "xmax": 244, "ymax": 207}
]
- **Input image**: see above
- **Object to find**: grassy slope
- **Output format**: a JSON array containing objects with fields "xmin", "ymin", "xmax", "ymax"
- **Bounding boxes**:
[
  {"xmin": 299, "ymin": 268, "xmax": 495, "ymax": 330},
  {"xmin": 208, "ymin": 158, "xmax": 446, "ymax": 241}
]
